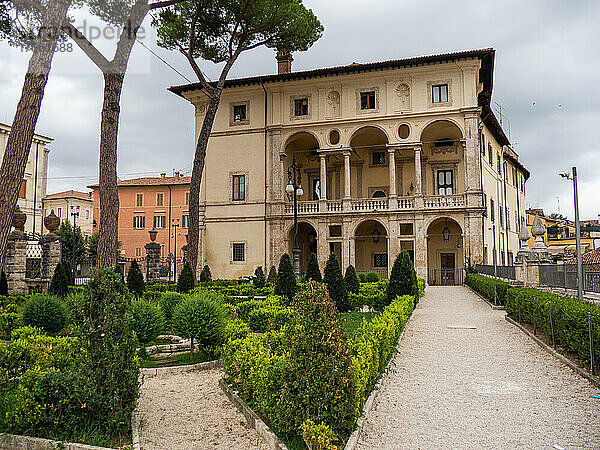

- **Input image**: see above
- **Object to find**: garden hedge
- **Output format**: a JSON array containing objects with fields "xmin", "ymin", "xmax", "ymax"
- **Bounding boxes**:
[
  {"xmin": 235, "ymin": 296, "xmax": 293, "ymax": 333},
  {"xmin": 465, "ymin": 273, "xmax": 510, "ymax": 305},
  {"xmin": 506, "ymin": 287, "xmax": 600, "ymax": 365}
]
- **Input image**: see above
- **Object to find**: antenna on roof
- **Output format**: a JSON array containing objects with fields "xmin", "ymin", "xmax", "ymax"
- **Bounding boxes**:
[{"xmin": 493, "ymin": 101, "xmax": 512, "ymax": 142}]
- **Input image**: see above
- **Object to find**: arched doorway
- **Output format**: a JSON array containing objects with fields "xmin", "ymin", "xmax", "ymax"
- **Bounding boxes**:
[
  {"xmin": 426, "ymin": 217, "xmax": 463, "ymax": 285},
  {"xmin": 354, "ymin": 220, "xmax": 388, "ymax": 279},
  {"xmin": 284, "ymin": 132, "xmax": 321, "ymax": 201},
  {"xmin": 288, "ymin": 222, "xmax": 318, "ymax": 274}
]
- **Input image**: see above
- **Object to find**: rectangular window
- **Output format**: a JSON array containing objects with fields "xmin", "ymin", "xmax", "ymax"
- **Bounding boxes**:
[
  {"xmin": 232, "ymin": 243, "xmax": 245, "ymax": 262},
  {"xmin": 153, "ymin": 215, "xmax": 165, "ymax": 229},
  {"xmin": 499, "ymin": 204, "xmax": 504, "ymax": 227},
  {"xmin": 133, "ymin": 215, "xmax": 145, "ymax": 229},
  {"xmin": 437, "ymin": 170, "xmax": 453, "ymax": 195},
  {"xmin": 373, "ymin": 253, "xmax": 388, "ymax": 268},
  {"xmin": 136, "ymin": 193, "xmax": 143, "ymax": 207},
  {"xmin": 182, "ymin": 214, "xmax": 189, "ymax": 228},
  {"xmin": 482, "ymin": 192, "xmax": 487, "ymax": 217},
  {"xmin": 294, "ymin": 98, "xmax": 309, "ymax": 116},
  {"xmin": 19, "ymin": 180, "xmax": 26, "ymax": 199},
  {"xmin": 135, "ymin": 248, "xmax": 141, "ymax": 257},
  {"xmin": 85, "ymin": 209, "xmax": 90, "ymax": 220},
  {"xmin": 156, "ymin": 192, "xmax": 164, "ymax": 206},
  {"xmin": 480, "ymin": 134, "xmax": 485, "ymax": 154},
  {"xmin": 520, "ymin": 175, "xmax": 525, "ymax": 193},
  {"xmin": 232, "ymin": 174, "xmax": 246, "ymax": 201},
  {"xmin": 360, "ymin": 91, "xmax": 376, "ymax": 110},
  {"xmin": 57, "ymin": 207, "xmax": 62, "ymax": 218},
  {"xmin": 497, "ymin": 153, "xmax": 501, "ymax": 174},
  {"xmin": 490, "ymin": 198, "xmax": 495, "ymax": 222},
  {"xmin": 372, "ymin": 151, "xmax": 386, "ymax": 165},
  {"xmin": 515, "ymin": 212, "xmax": 520, "ymax": 231},
  {"xmin": 488, "ymin": 143, "xmax": 493, "ymax": 165},
  {"xmin": 506, "ymin": 207, "xmax": 510, "ymax": 230},
  {"xmin": 185, "ymin": 192, "xmax": 189, "ymax": 205},
  {"xmin": 233, "ymin": 104, "xmax": 247, "ymax": 122},
  {"xmin": 513, "ymin": 168, "xmax": 517, "ymax": 187},
  {"xmin": 432, "ymin": 84, "xmax": 448, "ymax": 103}
]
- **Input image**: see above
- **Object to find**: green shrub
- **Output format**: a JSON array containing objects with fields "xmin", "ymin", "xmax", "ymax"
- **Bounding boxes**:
[
  {"xmin": 253, "ymin": 266, "xmax": 266, "ymax": 288},
  {"xmin": 348, "ymin": 280, "xmax": 389, "ymax": 310},
  {"xmin": 126, "ymin": 260, "xmax": 145, "ymax": 298},
  {"xmin": 178, "ymin": 262, "xmax": 195, "ymax": 293},
  {"xmin": 344, "ymin": 265, "xmax": 360, "ymax": 295},
  {"xmin": 387, "ymin": 251, "xmax": 416, "ymax": 305},
  {"xmin": 236, "ymin": 296, "xmax": 293, "ymax": 333},
  {"xmin": 275, "ymin": 253, "xmax": 297, "ymax": 302},
  {"xmin": 465, "ymin": 273, "xmax": 509, "ymax": 305},
  {"xmin": 159, "ymin": 265, "xmax": 170, "ymax": 277},
  {"xmin": 0, "ymin": 303, "xmax": 22, "ymax": 340},
  {"xmin": 48, "ymin": 262, "xmax": 69, "ymax": 298},
  {"xmin": 141, "ymin": 290, "xmax": 163, "ymax": 304},
  {"xmin": 160, "ymin": 292, "xmax": 184, "ymax": 332},
  {"xmin": 199, "ymin": 265, "xmax": 212, "ymax": 283},
  {"xmin": 173, "ymin": 292, "xmax": 227, "ymax": 357},
  {"xmin": 305, "ymin": 253, "xmax": 322, "ymax": 282},
  {"xmin": 267, "ymin": 265, "xmax": 278, "ymax": 285},
  {"xmin": 223, "ymin": 318, "xmax": 249, "ymax": 342},
  {"xmin": 323, "ymin": 253, "xmax": 348, "ymax": 312},
  {"xmin": 131, "ymin": 300, "xmax": 164, "ymax": 344},
  {"xmin": 506, "ymin": 287, "xmax": 600, "ymax": 365},
  {"xmin": 364, "ymin": 271, "xmax": 379, "ymax": 283},
  {"xmin": 0, "ymin": 271, "xmax": 7, "ymax": 296},
  {"xmin": 302, "ymin": 419, "xmax": 337, "ymax": 450},
  {"xmin": 21, "ymin": 294, "xmax": 68, "ymax": 335}
]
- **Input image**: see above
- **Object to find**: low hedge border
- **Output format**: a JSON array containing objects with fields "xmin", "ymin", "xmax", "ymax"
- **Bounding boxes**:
[
  {"xmin": 465, "ymin": 273, "xmax": 511, "ymax": 306},
  {"xmin": 465, "ymin": 285, "xmax": 506, "ymax": 310}
]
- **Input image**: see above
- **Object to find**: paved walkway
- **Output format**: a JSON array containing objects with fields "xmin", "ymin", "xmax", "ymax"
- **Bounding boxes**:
[{"xmin": 356, "ymin": 286, "xmax": 600, "ymax": 449}]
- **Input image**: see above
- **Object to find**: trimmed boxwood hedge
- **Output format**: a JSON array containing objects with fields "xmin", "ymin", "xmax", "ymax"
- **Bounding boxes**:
[
  {"xmin": 506, "ymin": 287, "xmax": 600, "ymax": 365},
  {"xmin": 465, "ymin": 273, "xmax": 510, "ymax": 305}
]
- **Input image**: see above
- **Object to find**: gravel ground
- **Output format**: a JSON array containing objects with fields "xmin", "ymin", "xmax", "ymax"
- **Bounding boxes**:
[
  {"xmin": 356, "ymin": 286, "xmax": 600, "ymax": 449},
  {"xmin": 137, "ymin": 368, "xmax": 269, "ymax": 450}
]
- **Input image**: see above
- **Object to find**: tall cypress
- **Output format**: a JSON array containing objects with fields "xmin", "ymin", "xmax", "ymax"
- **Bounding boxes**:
[
  {"xmin": 387, "ymin": 250, "xmax": 417, "ymax": 304},
  {"xmin": 126, "ymin": 260, "xmax": 145, "ymax": 298},
  {"xmin": 323, "ymin": 253, "xmax": 348, "ymax": 311},
  {"xmin": 305, "ymin": 252, "xmax": 322, "ymax": 282},
  {"xmin": 274, "ymin": 253, "xmax": 296, "ymax": 302},
  {"xmin": 344, "ymin": 264, "xmax": 360, "ymax": 294}
]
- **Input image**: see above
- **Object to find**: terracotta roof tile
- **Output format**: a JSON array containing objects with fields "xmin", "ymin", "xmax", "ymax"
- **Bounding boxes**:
[
  {"xmin": 87, "ymin": 176, "xmax": 191, "ymax": 189},
  {"xmin": 565, "ymin": 248, "xmax": 600, "ymax": 265},
  {"xmin": 43, "ymin": 190, "xmax": 92, "ymax": 201}
]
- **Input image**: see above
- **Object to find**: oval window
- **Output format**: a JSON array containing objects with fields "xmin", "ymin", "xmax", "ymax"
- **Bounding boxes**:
[
  {"xmin": 398, "ymin": 124, "xmax": 410, "ymax": 139},
  {"xmin": 329, "ymin": 129, "xmax": 340, "ymax": 145}
]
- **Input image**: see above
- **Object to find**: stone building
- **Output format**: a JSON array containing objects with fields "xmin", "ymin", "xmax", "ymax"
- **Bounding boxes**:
[
  {"xmin": 43, "ymin": 190, "xmax": 94, "ymax": 236},
  {"xmin": 169, "ymin": 48, "xmax": 529, "ymax": 283},
  {"xmin": 0, "ymin": 122, "xmax": 52, "ymax": 235}
]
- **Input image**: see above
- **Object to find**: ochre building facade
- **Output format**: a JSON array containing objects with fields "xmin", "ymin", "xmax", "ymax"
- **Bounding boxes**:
[{"xmin": 170, "ymin": 48, "xmax": 529, "ymax": 283}]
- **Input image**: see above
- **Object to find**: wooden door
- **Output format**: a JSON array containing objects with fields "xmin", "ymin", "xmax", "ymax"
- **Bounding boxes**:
[{"xmin": 440, "ymin": 253, "xmax": 455, "ymax": 286}]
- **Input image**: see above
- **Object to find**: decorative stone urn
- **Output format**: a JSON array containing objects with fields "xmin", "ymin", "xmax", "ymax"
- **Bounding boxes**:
[
  {"xmin": 148, "ymin": 228, "xmax": 158, "ymax": 242},
  {"xmin": 44, "ymin": 210, "xmax": 60, "ymax": 235},
  {"xmin": 12, "ymin": 205, "xmax": 27, "ymax": 233},
  {"xmin": 515, "ymin": 222, "xmax": 532, "ymax": 262},
  {"xmin": 530, "ymin": 215, "xmax": 551, "ymax": 261}
]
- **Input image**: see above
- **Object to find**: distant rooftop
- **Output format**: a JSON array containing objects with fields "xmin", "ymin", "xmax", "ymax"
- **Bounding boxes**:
[
  {"xmin": 44, "ymin": 190, "xmax": 92, "ymax": 201},
  {"xmin": 88, "ymin": 175, "xmax": 191, "ymax": 189},
  {"xmin": 0, "ymin": 121, "xmax": 53, "ymax": 142}
]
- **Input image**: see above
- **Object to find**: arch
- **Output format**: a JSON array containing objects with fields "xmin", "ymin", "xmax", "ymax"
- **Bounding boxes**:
[
  {"xmin": 348, "ymin": 125, "xmax": 390, "ymax": 148},
  {"xmin": 352, "ymin": 217, "xmax": 389, "ymax": 237},
  {"xmin": 283, "ymin": 130, "xmax": 321, "ymax": 152},
  {"xmin": 426, "ymin": 217, "xmax": 464, "ymax": 286},
  {"xmin": 419, "ymin": 119, "xmax": 464, "ymax": 143},
  {"xmin": 372, "ymin": 190, "xmax": 386, "ymax": 198},
  {"xmin": 354, "ymin": 219, "xmax": 389, "ymax": 279}
]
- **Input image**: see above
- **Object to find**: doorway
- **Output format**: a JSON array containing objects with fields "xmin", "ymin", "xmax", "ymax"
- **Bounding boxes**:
[{"xmin": 440, "ymin": 252, "xmax": 455, "ymax": 286}]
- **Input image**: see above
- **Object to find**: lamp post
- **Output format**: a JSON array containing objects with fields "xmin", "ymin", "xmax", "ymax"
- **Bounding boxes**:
[
  {"xmin": 560, "ymin": 167, "xmax": 583, "ymax": 300},
  {"xmin": 172, "ymin": 218, "xmax": 179, "ymax": 284},
  {"xmin": 70, "ymin": 205, "xmax": 79, "ymax": 285},
  {"xmin": 286, "ymin": 155, "xmax": 304, "ymax": 280}
]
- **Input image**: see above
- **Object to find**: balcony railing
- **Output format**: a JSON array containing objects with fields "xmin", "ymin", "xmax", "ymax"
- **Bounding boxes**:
[
  {"xmin": 327, "ymin": 201, "xmax": 343, "ymax": 212},
  {"xmin": 351, "ymin": 199, "xmax": 388, "ymax": 212},
  {"xmin": 284, "ymin": 200, "xmax": 320, "ymax": 214},
  {"xmin": 423, "ymin": 194, "xmax": 465, "ymax": 208},
  {"xmin": 396, "ymin": 196, "xmax": 415, "ymax": 209}
]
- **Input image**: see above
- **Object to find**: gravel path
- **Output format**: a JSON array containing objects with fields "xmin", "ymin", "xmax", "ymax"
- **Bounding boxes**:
[
  {"xmin": 356, "ymin": 286, "xmax": 600, "ymax": 449},
  {"xmin": 137, "ymin": 368, "xmax": 268, "ymax": 449}
]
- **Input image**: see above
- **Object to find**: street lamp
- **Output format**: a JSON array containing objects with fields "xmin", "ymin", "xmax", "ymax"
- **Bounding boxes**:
[
  {"xmin": 560, "ymin": 167, "xmax": 583, "ymax": 300},
  {"xmin": 286, "ymin": 155, "xmax": 304, "ymax": 279},
  {"xmin": 172, "ymin": 218, "xmax": 179, "ymax": 284},
  {"xmin": 70, "ymin": 205, "xmax": 79, "ymax": 285}
]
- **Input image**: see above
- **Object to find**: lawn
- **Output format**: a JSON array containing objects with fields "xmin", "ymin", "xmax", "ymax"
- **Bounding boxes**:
[
  {"xmin": 139, "ymin": 350, "xmax": 212, "ymax": 368},
  {"xmin": 342, "ymin": 311, "xmax": 377, "ymax": 338}
]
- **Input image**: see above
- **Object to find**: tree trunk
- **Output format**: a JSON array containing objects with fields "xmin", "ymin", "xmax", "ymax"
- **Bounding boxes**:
[
  {"xmin": 0, "ymin": 0, "xmax": 71, "ymax": 268},
  {"xmin": 187, "ymin": 89, "xmax": 222, "ymax": 278},
  {"xmin": 97, "ymin": 73, "xmax": 125, "ymax": 268}
]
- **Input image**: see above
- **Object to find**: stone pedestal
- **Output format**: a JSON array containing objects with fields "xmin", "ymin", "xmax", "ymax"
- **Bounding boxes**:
[
  {"xmin": 41, "ymin": 235, "xmax": 61, "ymax": 280},
  {"xmin": 6, "ymin": 231, "xmax": 27, "ymax": 294},
  {"xmin": 145, "ymin": 242, "xmax": 161, "ymax": 283}
]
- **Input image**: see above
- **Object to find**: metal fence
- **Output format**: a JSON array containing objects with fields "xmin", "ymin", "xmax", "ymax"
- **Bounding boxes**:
[
  {"xmin": 72, "ymin": 257, "xmax": 97, "ymax": 285},
  {"xmin": 539, "ymin": 263, "xmax": 600, "ymax": 294},
  {"xmin": 25, "ymin": 236, "xmax": 42, "ymax": 279},
  {"xmin": 428, "ymin": 268, "xmax": 464, "ymax": 286},
  {"xmin": 475, "ymin": 264, "xmax": 516, "ymax": 280}
]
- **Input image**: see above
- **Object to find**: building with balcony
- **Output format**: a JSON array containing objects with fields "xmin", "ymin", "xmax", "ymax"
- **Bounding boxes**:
[{"xmin": 169, "ymin": 48, "xmax": 529, "ymax": 283}]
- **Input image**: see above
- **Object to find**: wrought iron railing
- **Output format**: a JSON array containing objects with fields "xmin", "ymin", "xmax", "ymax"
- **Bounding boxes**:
[
  {"xmin": 428, "ymin": 268, "xmax": 464, "ymax": 286},
  {"xmin": 539, "ymin": 263, "xmax": 600, "ymax": 294},
  {"xmin": 475, "ymin": 264, "xmax": 516, "ymax": 280}
]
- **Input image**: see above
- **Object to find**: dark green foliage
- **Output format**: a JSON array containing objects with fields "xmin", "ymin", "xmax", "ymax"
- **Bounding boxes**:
[
  {"xmin": 160, "ymin": 292, "xmax": 184, "ymax": 331},
  {"xmin": 275, "ymin": 253, "xmax": 296, "ymax": 302},
  {"xmin": 199, "ymin": 265, "xmax": 212, "ymax": 283},
  {"xmin": 126, "ymin": 260, "xmax": 145, "ymax": 298},
  {"xmin": 56, "ymin": 220, "xmax": 86, "ymax": 264},
  {"xmin": 344, "ymin": 265, "xmax": 359, "ymax": 295},
  {"xmin": 21, "ymin": 294, "xmax": 68, "ymax": 335},
  {"xmin": 0, "ymin": 270, "xmax": 7, "ymax": 296},
  {"xmin": 465, "ymin": 273, "xmax": 509, "ymax": 305},
  {"xmin": 173, "ymin": 292, "xmax": 227, "ymax": 356},
  {"xmin": 387, "ymin": 251, "xmax": 417, "ymax": 305},
  {"xmin": 365, "ymin": 271, "xmax": 380, "ymax": 283},
  {"xmin": 87, "ymin": 231, "xmax": 99, "ymax": 260},
  {"xmin": 48, "ymin": 262, "xmax": 70, "ymax": 298},
  {"xmin": 253, "ymin": 266, "xmax": 266, "ymax": 288},
  {"xmin": 323, "ymin": 253, "xmax": 348, "ymax": 312},
  {"xmin": 130, "ymin": 300, "xmax": 164, "ymax": 344},
  {"xmin": 266, "ymin": 265, "xmax": 277, "ymax": 285},
  {"xmin": 305, "ymin": 253, "xmax": 322, "ymax": 282},
  {"xmin": 178, "ymin": 262, "xmax": 195, "ymax": 293},
  {"xmin": 505, "ymin": 287, "xmax": 599, "ymax": 366}
]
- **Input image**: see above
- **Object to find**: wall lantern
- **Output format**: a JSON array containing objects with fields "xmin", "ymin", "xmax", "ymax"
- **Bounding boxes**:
[
  {"xmin": 442, "ymin": 219, "xmax": 451, "ymax": 242},
  {"xmin": 457, "ymin": 238, "xmax": 462, "ymax": 249},
  {"xmin": 372, "ymin": 228, "xmax": 381, "ymax": 243}
]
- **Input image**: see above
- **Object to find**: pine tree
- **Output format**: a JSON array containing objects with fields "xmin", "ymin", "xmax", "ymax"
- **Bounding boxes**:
[
  {"xmin": 178, "ymin": 262, "xmax": 195, "ymax": 293},
  {"xmin": 48, "ymin": 261, "xmax": 69, "ymax": 298},
  {"xmin": 387, "ymin": 250, "xmax": 417, "ymax": 304},
  {"xmin": 323, "ymin": 253, "xmax": 348, "ymax": 311},
  {"xmin": 253, "ymin": 266, "xmax": 266, "ymax": 288},
  {"xmin": 266, "ymin": 265, "xmax": 277, "ymax": 285},
  {"xmin": 274, "ymin": 253, "xmax": 296, "ymax": 302},
  {"xmin": 0, "ymin": 270, "xmax": 8, "ymax": 296},
  {"xmin": 126, "ymin": 260, "xmax": 145, "ymax": 298},
  {"xmin": 199, "ymin": 265, "xmax": 212, "ymax": 283},
  {"xmin": 344, "ymin": 264, "xmax": 360, "ymax": 294},
  {"xmin": 305, "ymin": 252, "xmax": 322, "ymax": 282}
]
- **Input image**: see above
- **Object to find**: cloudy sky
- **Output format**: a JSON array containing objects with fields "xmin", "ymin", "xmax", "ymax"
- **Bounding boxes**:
[{"xmin": 1, "ymin": 0, "xmax": 599, "ymax": 219}]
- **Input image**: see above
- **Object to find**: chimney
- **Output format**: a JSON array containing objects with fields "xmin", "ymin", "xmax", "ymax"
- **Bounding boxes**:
[
  {"xmin": 276, "ymin": 50, "xmax": 293, "ymax": 74},
  {"xmin": 160, "ymin": 172, "xmax": 166, "ymax": 178}
]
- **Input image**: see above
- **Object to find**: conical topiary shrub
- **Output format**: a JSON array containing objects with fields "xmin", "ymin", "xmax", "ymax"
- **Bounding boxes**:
[
  {"xmin": 344, "ymin": 264, "xmax": 360, "ymax": 294},
  {"xmin": 274, "ymin": 253, "xmax": 296, "ymax": 302},
  {"xmin": 127, "ymin": 260, "xmax": 145, "ymax": 298},
  {"xmin": 323, "ymin": 253, "xmax": 348, "ymax": 312},
  {"xmin": 266, "ymin": 265, "xmax": 277, "ymax": 285},
  {"xmin": 253, "ymin": 266, "xmax": 266, "ymax": 288},
  {"xmin": 199, "ymin": 265, "xmax": 212, "ymax": 283},
  {"xmin": 178, "ymin": 262, "xmax": 195, "ymax": 293},
  {"xmin": 386, "ymin": 250, "xmax": 417, "ymax": 304},
  {"xmin": 305, "ymin": 253, "xmax": 322, "ymax": 282},
  {"xmin": 48, "ymin": 261, "xmax": 69, "ymax": 298}
]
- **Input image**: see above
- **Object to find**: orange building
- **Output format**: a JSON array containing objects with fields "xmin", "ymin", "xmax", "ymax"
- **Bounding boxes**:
[{"xmin": 89, "ymin": 174, "xmax": 190, "ymax": 266}]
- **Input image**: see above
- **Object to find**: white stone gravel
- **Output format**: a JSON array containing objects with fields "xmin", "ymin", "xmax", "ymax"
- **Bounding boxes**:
[
  {"xmin": 137, "ymin": 368, "xmax": 268, "ymax": 450},
  {"xmin": 356, "ymin": 286, "xmax": 600, "ymax": 449}
]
